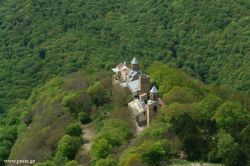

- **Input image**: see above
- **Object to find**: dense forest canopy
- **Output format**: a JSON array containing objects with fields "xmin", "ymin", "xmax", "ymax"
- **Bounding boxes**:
[{"xmin": 0, "ymin": 0, "xmax": 249, "ymax": 113}]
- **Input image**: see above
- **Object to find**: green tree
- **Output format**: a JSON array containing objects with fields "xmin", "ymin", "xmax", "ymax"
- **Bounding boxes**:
[
  {"xmin": 62, "ymin": 92, "xmax": 92, "ymax": 117},
  {"xmin": 162, "ymin": 103, "xmax": 209, "ymax": 160},
  {"xmin": 163, "ymin": 86, "xmax": 198, "ymax": 104},
  {"xmin": 239, "ymin": 125, "xmax": 250, "ymax": 165},
  {"xmin": 141, "ymin": 141, "xmax": 166, "ymax": 166},
  {"xmin": 91, "ymin": 138, "xmax": 112, "ymax": 159},
  {"xmin": 87, "ymin": 81, "xmax": 110, "ymax": 106},
  {"xmin": 198, "ymin": 94, "xmax": 222, "ymax": 119},
  {"xmin": 53, "ymin": 152, "xmax": 68, "ymax": 166},
  {"xmin": 217, "ymin": 132, "xmax": 240, "ymax": 166},
  {"xmin": 66, "ymin": 123, "xmax": 82, "ymax": 137},
  {"xmin": 98, "ymin": 119, "xmax": 132, "ymax": 146},
  {"xmin": 214, "ymin": 101, "xmax": 249, "ymax": 137},
  {"xmin": 78, "ymin": 112, "xmax": 91, "ymax": 124},
  {"xmin": 57, "ymin": 135, "xmax": 81, "ymax": 160},
  {"xmin": 217, "ymin": 133, "xmax": 236, "ymax": 159}
]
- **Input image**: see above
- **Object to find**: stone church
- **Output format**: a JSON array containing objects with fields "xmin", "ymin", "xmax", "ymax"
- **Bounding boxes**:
[{"xmin": 112, "ymin": 57, "xmax": 161, "ymax": 127}]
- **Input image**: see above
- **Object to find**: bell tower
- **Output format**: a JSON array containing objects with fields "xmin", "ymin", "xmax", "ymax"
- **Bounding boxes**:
[
  {"xmin": 146, "ymin": 85, "xmax": 160, "ymax": 126},
  {"xmin": 131, "ymin": 57, "xmax": 139, "ymax": 71},
  {"xmin": 150, "ymin": 85, "xmax": 158, "ymax": 101}
]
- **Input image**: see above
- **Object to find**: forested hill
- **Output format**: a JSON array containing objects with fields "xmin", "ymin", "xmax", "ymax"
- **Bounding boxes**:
[
  {"xmin": 0, "ymin": 0, "xmax": 250, "ymax": 112},
  {"xmin": 1, "ymin": 63, "xmax": 249, "ymax": 166}
]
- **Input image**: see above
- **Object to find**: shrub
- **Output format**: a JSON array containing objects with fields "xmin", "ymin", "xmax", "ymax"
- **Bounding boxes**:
[
  {"xmin": 21, "ymin": 111, "xmax": 32, "ymax": 125},
  {"xmin": 217, "ymin": 132, "xmax": 238, "ymax": 159},
  {"xmin": 217, "ymin": 132, "xmax": 242, "ymax": 166},
  {"xmin": 91, "ymin": 138, "xmax": 112, "ymax": 159},
  {"xmin": 142, "ymin": 122, "xmax": 170, "ymax": 139},
  {"xmin": 119, "ymin": 153, "xmax": 144, "ymax": 166},
  {"xmin": 53, "ymin": 152, "xmax": 68, "ymax": 166},
  {"xmin": 78, "ymin": 112, "xmax": 91, "ymax": 124},
  {"xmin": 57, "ymin": 135, "xmax": 81, "ymax": 160},
  {"xmin": 65, "ymin": 160, "xmax": 78, "ymax": 166},
  {"xmin": 95, "ymin": 157, "xmax": 117, "ymax": 166},
  {"xmin": 87, "ymin": 81, "xmax": 110, "ymax": 106},
  {"xmin": 98, "ymin": 119, "xmax": 132, "ymax": 146},
  {"xmin": 62, "ymin": 92, "xmax": 92, "ymax": 117},
  {"xmin": 141, "ymin": 141, "xmax": 167, "ymax": 166},
  {"xmin": 112, "ymin": 86, "xmax": 131, "ymax": 107},
  {"xmin": 66, "ymin": 123, "xmax": 82, "ymax": 137}
]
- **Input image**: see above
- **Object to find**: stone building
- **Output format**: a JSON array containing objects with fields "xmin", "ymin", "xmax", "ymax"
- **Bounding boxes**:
[
  {"xmin": 128, "ymin": 85, "xmax": 160, "ymax": 126},
  {"xmin": 112, "ymin": 57, "xmax": 161, "ymax": 127}
]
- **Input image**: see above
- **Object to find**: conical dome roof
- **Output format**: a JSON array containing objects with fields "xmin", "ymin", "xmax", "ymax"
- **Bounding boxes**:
[
  {"xmin": 150, "ymin": 85, "xmax": 158, "ymax": 93},
  {"xmin": 131, "ymin": 57, "xmax": 139, "ymax": 64}
]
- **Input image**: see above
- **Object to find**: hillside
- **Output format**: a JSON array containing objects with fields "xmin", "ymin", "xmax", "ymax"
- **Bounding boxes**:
[
  {"xmin": 0, "ymin": 0, "xmax": 250, "ymax": 165},
  {"xmin": 0, "ymin": 62, "xmax": 249, "ymax": 166},
  {"xmin": 0, "ymin": 71, "xmax": 114, "ymax": 165},
  {"xmin": 0, "ymin": 0, "xmax": 250, "ymax": 113}
]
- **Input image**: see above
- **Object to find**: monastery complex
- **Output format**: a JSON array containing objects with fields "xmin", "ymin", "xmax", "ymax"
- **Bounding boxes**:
[{"xmin": 112, "ymin": 57, "xmax": 162, "ymax": 127}]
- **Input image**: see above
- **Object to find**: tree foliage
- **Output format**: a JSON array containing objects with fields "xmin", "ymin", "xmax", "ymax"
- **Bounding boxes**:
[
  {"xmin": 141, "ymin": 141, "xmax": 167, "ymax": 166},
  {"xmin": 148, "ymin": 62, "xmax": 250, "ymax": 164},
  {"xmin": 214, "ymin": 101, "xmax": 249, "ymax": 137},
  {"xmin": 91, "ymin": 138, "xmax": 112, "ymax": 159},
  {"xmin": 1, "ymin": 72, "xmax": 109, "ymax": 164},
  {"xmin": 66, "ymin": 122, "xmax": 82, "ymax": 137},
  {"xmin": 57, "ymin": 135, "xmax": 81, "ymax": 160}
]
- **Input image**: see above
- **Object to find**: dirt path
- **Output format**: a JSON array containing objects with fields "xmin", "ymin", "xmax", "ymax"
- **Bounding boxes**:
[
  {"xmin": 75, "ymin": 116, "xmax": 145, "ymax": 165},
  {"xmin": 76, "ymin": 124, "xmax": 95, "ymax": 166},
  {"xmin": 82, "ymin": 124, "xmax": 94, "ymax": 152}
]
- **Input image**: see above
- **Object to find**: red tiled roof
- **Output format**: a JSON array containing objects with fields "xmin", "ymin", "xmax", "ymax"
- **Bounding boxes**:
[{"xmin": 159, "ymin": 98, "xmax": 165, "ymax": 107}]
